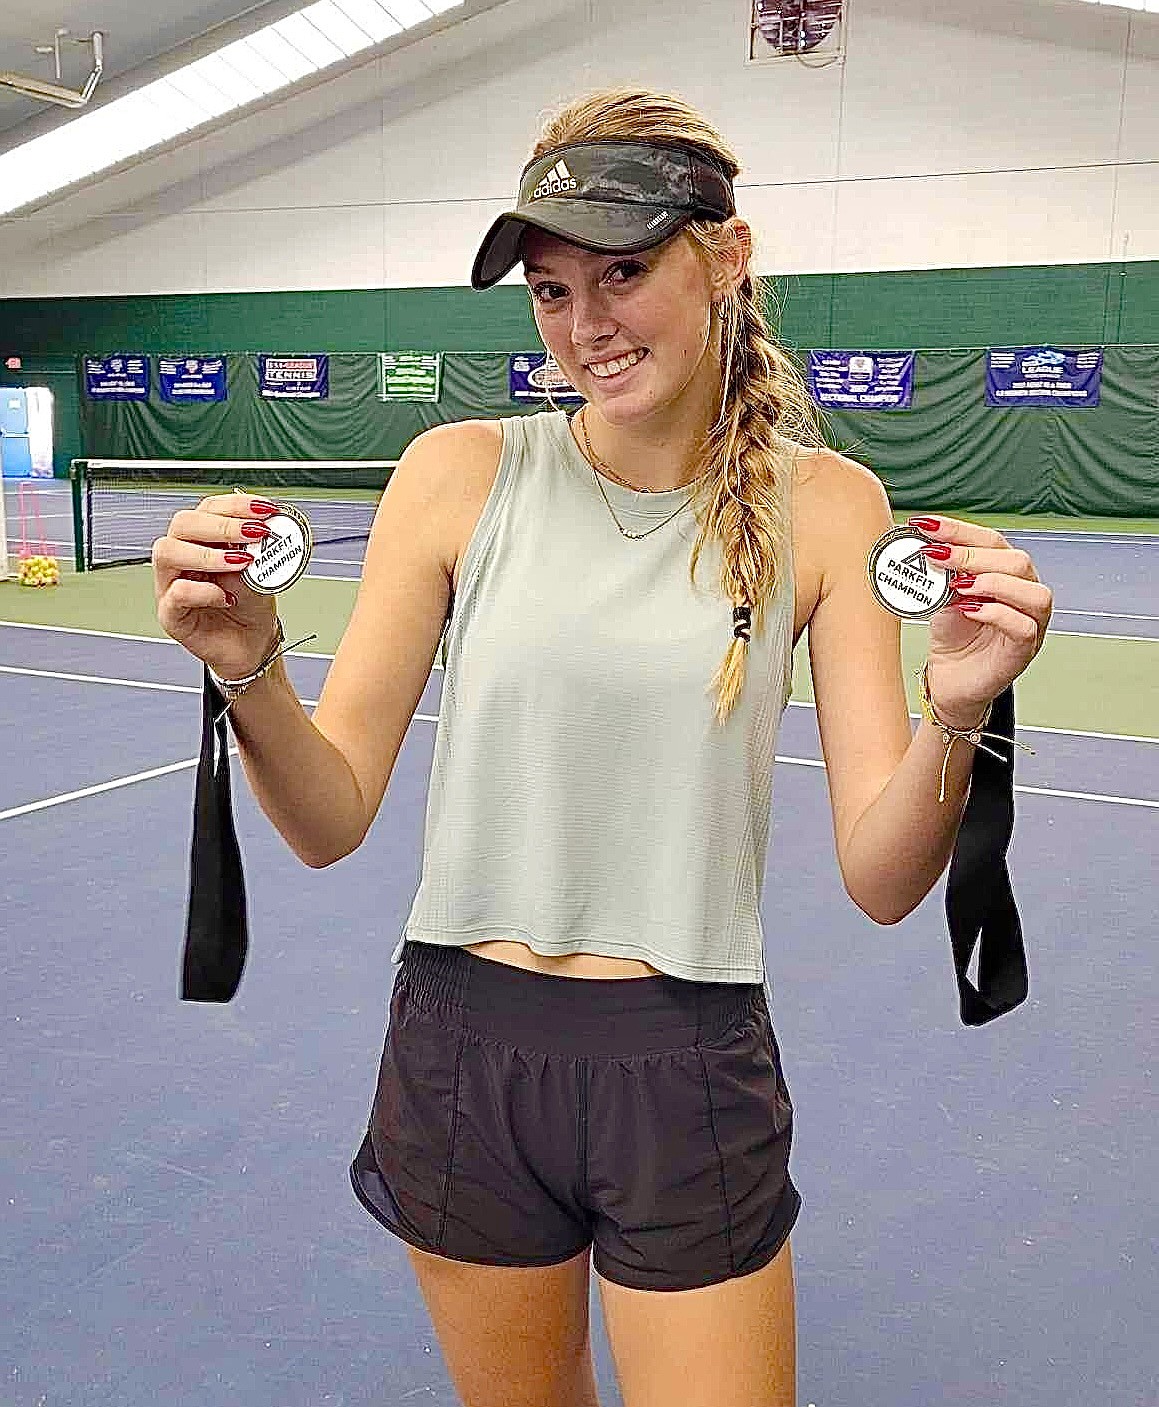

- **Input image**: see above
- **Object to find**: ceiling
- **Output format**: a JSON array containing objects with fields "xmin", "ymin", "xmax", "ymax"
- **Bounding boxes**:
[{"xmin": 0, "ymin": 1, "xmax": 278, "ymax": 134}]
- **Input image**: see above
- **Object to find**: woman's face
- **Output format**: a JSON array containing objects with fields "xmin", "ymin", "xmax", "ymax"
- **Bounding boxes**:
[{"xmin": 521, "ymin": 228, "xmax": 720, "ymax": 429}]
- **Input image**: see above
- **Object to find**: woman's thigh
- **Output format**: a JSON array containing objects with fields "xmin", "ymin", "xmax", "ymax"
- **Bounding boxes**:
[
  {"xmin": 597, "ymin": 1237, "xmax": 796, "ymax": 1407},
  {"xmin": 406, "ymin": 1243, "xmax": 601, "ymax": 1407}
]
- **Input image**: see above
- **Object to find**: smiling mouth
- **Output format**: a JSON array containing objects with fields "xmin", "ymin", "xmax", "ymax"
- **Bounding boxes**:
[{"xmin": 586, "ymin": 348, "xmax": 648, "ymax": 380}]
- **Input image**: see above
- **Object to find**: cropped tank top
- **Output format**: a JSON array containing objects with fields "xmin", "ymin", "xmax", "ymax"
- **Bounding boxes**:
[{"xmin": 394, "ymin": 410, "xmax": 795, "ymax": 984}]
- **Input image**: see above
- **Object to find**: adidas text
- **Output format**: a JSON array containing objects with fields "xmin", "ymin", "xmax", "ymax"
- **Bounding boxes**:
[{"xmin": 532, "ymin": 159, "xmax": 578, "ymax": 199}]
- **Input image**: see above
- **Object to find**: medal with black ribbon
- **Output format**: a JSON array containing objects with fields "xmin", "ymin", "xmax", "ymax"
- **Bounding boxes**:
[
  {"xmin": 867, "ymin": 525, "xmax": 1031, "ymax": 1025},
  {"xmin": 180, "ymin": 496, "xmax": 315, "ymax": 1002}
]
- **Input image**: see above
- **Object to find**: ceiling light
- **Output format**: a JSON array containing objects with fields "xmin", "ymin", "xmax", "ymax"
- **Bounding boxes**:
[{"xmin": 0, "ymin": 0, "xmax": 462, "ymax": 216}]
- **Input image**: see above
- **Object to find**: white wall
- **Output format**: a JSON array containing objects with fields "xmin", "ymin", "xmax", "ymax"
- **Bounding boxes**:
[{"xmin": 0, "ymin": 0, "xmax": 1156, "ymax": 297}]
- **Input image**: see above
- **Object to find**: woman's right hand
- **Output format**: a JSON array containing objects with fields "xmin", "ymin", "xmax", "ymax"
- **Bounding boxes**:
[{"xmin": 152, "ymin": 493, "xmax": 282, "ymax": 679}]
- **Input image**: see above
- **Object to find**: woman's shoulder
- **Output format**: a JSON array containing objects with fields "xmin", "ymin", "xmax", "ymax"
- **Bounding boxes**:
[
  {"xmin": 782, "ymin": 438, "xmax": 884, "ymax": 504},
  {"xmin": 787, "ymin": 441, "xmax": 893, "ymax": 592},
  {"xmin": 405, "ymin": 417, "xmax": 504, "ymax": 466}
]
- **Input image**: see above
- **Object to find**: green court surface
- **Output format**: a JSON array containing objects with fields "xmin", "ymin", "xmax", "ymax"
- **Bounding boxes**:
[{"xmin": 2, "ymin": 551, "xmax": 1155, "ymax": 740}]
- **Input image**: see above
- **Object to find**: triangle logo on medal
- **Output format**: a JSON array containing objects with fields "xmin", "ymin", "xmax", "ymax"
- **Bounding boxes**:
[
  {"xmin": 235, "ymin": 492, "xmax": 313, "ymax": 595},
  {"xmin": 866, "ymin": 525, "xmax": 954, "ymax": 620}
]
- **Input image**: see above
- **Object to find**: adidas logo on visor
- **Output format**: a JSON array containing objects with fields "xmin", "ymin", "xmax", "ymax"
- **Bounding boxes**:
[{"xmin": 531, "ymin": 159, "xmax": 578, "ymax": 199}]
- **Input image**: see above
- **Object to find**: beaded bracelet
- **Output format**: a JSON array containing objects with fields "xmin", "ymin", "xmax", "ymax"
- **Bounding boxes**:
[{"xmin": 917, "ymin": 661, "xmax": 1034, "ymax": 802}]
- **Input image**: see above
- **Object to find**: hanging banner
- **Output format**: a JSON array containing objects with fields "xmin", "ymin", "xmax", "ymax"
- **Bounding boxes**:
[
  {"xmin": 84, "ymin": 355, "xmax": 150, "ymax": 401},
  {"xmin": 378, "ymin": 352, "xmax": 443, "ymax": 402},
  {"xmin": 158, "ymin": 356, "xmax": 228, "ymax": 403},
  {"xmin": 986, "ymin": 347, "xmax": 1103, "ymax": 407},
  {"xmin": 508, "ymin": 352, "xmax": 583, "ymax": 404},
  {"xmin": 808, "ymin": 351, "xmax": 915, "ymax": 410},
  {"xmin": 258, "ymin": 355, "xmax": 329, "ymax": 400}
]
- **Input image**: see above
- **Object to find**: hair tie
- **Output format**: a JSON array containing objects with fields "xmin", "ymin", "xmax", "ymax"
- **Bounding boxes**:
[{"xmin": 732, "ymin": 604, "xmax": 752, "ymax": 642}]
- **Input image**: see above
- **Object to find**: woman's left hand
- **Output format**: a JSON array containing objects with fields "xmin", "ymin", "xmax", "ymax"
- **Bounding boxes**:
[{"xmin": 908, "ymin": 515, "xmax": 1054, "ymax": 728}]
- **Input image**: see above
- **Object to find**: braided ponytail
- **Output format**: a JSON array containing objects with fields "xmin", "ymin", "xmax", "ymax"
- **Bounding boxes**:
[
  {"xmin": 533, "ymin": 88, "xmax": 830, "ymax": 724},
  {"xmin": 686, "ymin": 262, "xmax": 827, "ymax": 722}
]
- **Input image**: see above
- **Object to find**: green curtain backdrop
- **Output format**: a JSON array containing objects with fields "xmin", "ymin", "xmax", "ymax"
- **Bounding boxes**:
[{"xmin": 78, "ymin": 347, "xmax": 1158, "ymax": 516}]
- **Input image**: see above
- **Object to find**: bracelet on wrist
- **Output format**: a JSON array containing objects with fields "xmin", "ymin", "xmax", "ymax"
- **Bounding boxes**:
[
  {"xmin": 209, "ymin": 618, "xmax": 317, "ymax": 717},
  {"xmin": 917, "ymin": 662, "xmax": 1033, "ymax": 802}
]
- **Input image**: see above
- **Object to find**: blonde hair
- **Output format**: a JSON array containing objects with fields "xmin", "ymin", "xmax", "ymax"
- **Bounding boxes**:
[{"xmin": 531, "ymin": 88, "xmax": 829, "ymax": 724}]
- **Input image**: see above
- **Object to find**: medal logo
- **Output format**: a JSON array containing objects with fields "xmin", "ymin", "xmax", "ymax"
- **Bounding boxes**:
[
  {"xmin": 867, "ymin": 526, "xmax": 954, "ymax": 620},
  {"xmin": 240, "ymin": 500, "xmax": 313, "ymax": 595}
]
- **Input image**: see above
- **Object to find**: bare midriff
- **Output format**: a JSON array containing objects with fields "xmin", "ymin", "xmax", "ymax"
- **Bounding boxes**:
[{"xmin": 464, "ymin": 939, "xmax": 663, "ymax": 979}]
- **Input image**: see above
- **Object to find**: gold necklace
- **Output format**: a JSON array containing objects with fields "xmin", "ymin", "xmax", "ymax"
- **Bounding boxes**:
[{"xmin": 576, "ymin": 407, "xmax": 701, "ymax": 542}]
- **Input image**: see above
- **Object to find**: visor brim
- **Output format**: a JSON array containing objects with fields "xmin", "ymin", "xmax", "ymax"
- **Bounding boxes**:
[{"xmin": 470, "ymin": 200, "xmax": 693, "ymax": 290}]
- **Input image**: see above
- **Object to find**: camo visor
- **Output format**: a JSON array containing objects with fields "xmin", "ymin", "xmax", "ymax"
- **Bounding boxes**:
[{"xmin": 471, "ymin": 140, "xmax": 735, "ymax": 290}]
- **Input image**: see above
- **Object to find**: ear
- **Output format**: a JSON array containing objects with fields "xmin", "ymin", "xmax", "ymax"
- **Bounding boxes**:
[{"xmin": 710, "ymin": 218, "xmax": 753, "ymax": 299}]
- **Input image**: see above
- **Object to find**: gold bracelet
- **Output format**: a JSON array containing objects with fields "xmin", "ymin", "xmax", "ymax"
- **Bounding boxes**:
[{"xmin": 916, "ymin": 662, "xmax": 1033, "ymax": 802}]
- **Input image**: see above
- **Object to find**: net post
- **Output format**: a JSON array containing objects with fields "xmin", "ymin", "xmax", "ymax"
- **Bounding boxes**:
[{"xmin": 70, "ymin": 460, "xmax": 86, "ymax": 572}]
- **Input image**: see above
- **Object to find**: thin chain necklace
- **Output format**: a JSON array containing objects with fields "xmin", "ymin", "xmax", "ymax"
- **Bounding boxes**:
[{"xmin": 576, "ymin": 406, "xmax": 703, "ymax": 542}]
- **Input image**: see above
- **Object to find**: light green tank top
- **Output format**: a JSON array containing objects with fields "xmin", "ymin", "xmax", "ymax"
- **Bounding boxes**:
[{"xmin": 394, "ymin": 409, "xmax": 795, "ymax": 983}]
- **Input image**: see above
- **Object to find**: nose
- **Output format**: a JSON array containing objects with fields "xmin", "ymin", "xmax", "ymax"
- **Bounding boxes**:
[{"xmin": 568, "ymin": 285, "xmax": 617, "ymax": 353}]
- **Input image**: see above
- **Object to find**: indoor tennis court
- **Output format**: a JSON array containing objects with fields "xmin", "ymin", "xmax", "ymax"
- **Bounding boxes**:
[{"xmin": 1, "ymin": 2, "xmax": 1156, "ymax": 1406}]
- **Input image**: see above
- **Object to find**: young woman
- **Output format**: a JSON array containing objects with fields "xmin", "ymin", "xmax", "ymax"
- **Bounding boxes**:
[{"xmin": 153, "ymin": 89, "xmax": 1052, "ymax": 1407}]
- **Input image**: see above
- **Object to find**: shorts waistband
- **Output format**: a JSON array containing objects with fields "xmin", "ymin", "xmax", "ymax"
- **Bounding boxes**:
[{"xmin": 397, "ymin": 941, "xmax": 764, "ymax": 1056}]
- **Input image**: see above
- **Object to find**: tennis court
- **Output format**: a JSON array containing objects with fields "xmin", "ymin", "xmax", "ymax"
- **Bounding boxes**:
[{"xmin": 2, "ymin": 513, "xmax": 1155, "ymax": 1407}]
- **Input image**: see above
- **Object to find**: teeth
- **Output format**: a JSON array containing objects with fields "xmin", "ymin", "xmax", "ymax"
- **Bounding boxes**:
[{"xmin": 589, "ymin": 349, "xmax": 645, "ymax": 378}]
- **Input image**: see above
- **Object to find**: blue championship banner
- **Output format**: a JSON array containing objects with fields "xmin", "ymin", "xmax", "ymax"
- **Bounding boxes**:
[
  {"xmin": 158, "ymin": 356, "xmax": 228, "ymax": 403},
  {"xmin": 508, "ymin": 353, "xmax": 584, "ymax": 404},
  {"xmin": 986, "ymin": 347, "xmax": 1102, "ymax": 407},
  {"xmin": 808, "ymin": 351, "xmax": 915, "ymax": 410},
  {"xmin": 84, "ymin": 355, "xmax": 150, "ymax": 401},
  {"xmin": 258, "ymin": 355, "xmax": 329, "ymax": 400}
]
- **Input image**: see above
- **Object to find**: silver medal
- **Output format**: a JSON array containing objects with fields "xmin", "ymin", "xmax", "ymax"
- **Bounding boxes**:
[
  {"xmin": 867, "ymin": 526, "xmax": 954, "ymax": 621},
  {"xmin": 240, "ymin": 499, "xmax": 313, "ymax": 596}
]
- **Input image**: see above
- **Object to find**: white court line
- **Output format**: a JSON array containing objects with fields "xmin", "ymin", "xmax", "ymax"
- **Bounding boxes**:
[
  {"xmin": 1053, "ymin": 609, "xmax": 1159, "ymax": 622},
  {"xmin": 0, "ymin": 753, "xmax": 236, "ymax": 823},
  {"xmin": 0, "ymin": 664, "xmax": 201, "ymax": 694},
  {"xmin": 1, "ymin": 685, "xmax": 1155, "ymax": 820},
  {"xmin": 3, "ymin": 621, "xmax": 1158, "ymax": 743},
  {"xmin": 1048, "ymin": 631, "xmax": 1157, "ymax": 643}
]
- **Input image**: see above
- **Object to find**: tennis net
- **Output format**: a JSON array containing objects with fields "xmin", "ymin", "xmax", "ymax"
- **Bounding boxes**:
[{"xmin": 71, "ymin": 458, "xmax": 394, "ymax": 571}]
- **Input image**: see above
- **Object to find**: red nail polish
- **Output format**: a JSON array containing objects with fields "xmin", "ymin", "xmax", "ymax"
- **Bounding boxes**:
[
  {"xmin": 250, "ymin": 500, "xmax": 279, "ymax": 517},
  {"xmin": 921, "ymin": 543, "xmax": 953, "ymax": 560},
  {"xmin": 241, "ymin": 522, "xmax": 271, "ymax": 539},
  {"xmin": 951, "ymin": 572, "xmax": 977, "ymax": 588},
  {"xmin": 908, "ymin": 516, "xmax": 941, "ymax": 532},
  {"xmin": 954, "ymin": 600, "xmax": 983, "ymax": 612},
  {"xmin": 225, "ymin": 551, "xmax": 254, "ymax": 564}
]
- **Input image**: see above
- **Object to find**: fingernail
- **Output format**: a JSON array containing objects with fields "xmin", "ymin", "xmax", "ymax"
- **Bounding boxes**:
[
  {"xmin": 951, "ymin": 572, "xmax": 977, "ymax": 588},
  {"xmin": 225, "ymin": 551, "xmax": 254, "ymax": 564},
  {"xmin": 250, "ymin": 500, "xmax": 279, "ymax": 517},
  {"xmin": 241, "ymin": 521, "xmax": 271, "ymax": 539},
  {"xmin": 224, "ymin": 591, "xmax": 238, "ymax": 607},
  {"xmin": 908, "ymin": 516, "xmax": 941, "ymax": 532},
  {"xmin": 921, "ymin": 543, "xmax": 953, "ymax": 560},
  {"xmin": 954, "ymin": 600, "xmax": 983, "ymax": 612}
]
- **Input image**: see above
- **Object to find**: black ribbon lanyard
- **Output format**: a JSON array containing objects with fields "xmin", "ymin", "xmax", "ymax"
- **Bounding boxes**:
[
  {"xmin": 181, "ymin": 668, "xmax": 248, "ymax": 1003},
  {"xmin": 180, "ymin": 667, "xmax": 1029, "ymax": 1021},
  {"xmin": 944, "ymin": 685, "xmax": 1029, "ymax": 1025}
]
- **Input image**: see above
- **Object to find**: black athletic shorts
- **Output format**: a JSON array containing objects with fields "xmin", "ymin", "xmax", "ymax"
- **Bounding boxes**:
[{"xmin": 350, "ymin": 941, "xmax": 801, "ymax": 1292}]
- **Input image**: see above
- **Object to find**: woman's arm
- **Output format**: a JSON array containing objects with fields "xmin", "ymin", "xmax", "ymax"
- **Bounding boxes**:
[
  {"xmin": 226, "ymin": 422, "xmax": 498, "ymax": 866},
  {"xmin": 802, "ymin": 454, "xmax": 1050, "ymax": 924}
]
